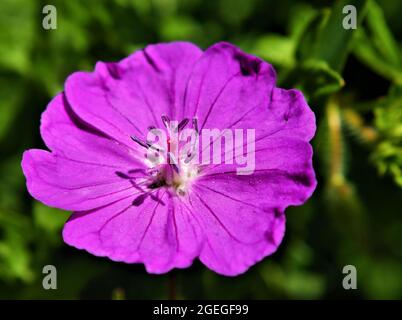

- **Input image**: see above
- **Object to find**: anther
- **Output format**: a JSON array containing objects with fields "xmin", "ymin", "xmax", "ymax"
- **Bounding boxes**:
[
  {"xmin": 131, "ymin": 135, "xmax": 163, "ymax": 152},
  {"xmin": 192, "ymin": 118, "xmax": 199, "ymax": 134},
  {"xmin": 176, "ymin": 118, "xmax": 189, "ymax": 132},
  {"xmin": 131, "ymin": 135, "xmax": 151, "ymax": 149},
  {"xmin": 184, "ymin": 152, "xmax": 196, "ymax": 164},
  {"xmin": 161, "ymin": 115, "xmax": 170, "ymax": 129}
]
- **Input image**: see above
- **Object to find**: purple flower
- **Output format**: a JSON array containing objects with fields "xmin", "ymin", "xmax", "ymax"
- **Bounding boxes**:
[{"xmin": 21, "ymin": 42, "xmax": 316, "ymax": 276}]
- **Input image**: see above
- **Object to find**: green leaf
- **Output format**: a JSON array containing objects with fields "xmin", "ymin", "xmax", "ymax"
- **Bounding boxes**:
[
  {"xmin": 310, "ymin": 0, "xmax": 368, "ymax": 71},
  {"xmin": 33, "ymin": 202, "xmax": 69, "ymax": 235},
  {"xmin": 353, "ymin": 1, "xmax": 402, "ymax": 86},
  {"xmin": 296, "ymin": 59, "xmax": 345, "ymax": 98},
  {"xmin": 366, "ymin": 0, "xmax": 401, "ymax": 67},
  {"xmin": 260, "ymin": 262, "xmax": 325, "ymax": 299},
  {"xmin": 0, "ymin": 210, "xmax": 33, "ymax": 283},
  {"xmin": 288, "ymin": 4, "xmax": 318, "ymax": 42},
  {"xmin": 252, "ymin": 34, "xmax": 295, "ymax": 68},
  {"xmin": 0, "ymin": 0, "xmax": 36, "ymax": 74},
  {"xmin": 371, "ymin": 95, "xmax": 402, "ymax": 187},
  {"xmin": 353, "ymin": 30, "xmax": 402, "ymax": 85},
  {"xmin": 0, "ymin": 78, "xmax": 24, "ymax": 143},
  {"xmin": 159, "ymin": 16, "xmax": 201, "ymax": 41},
  {"xmin": 352, "ymin": 1, "xmax": 402, "ymax": 85},
  {"xmin": 0, "ymin": 155, "xmax": 25, "ymax": 212}
]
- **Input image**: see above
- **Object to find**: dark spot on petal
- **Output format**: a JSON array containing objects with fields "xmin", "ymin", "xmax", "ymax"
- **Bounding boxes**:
[
  {"xmin": 265, "ymin": 230, "xmax": 277, "ymax": 246},
  {"xmin": 143, "ymin": 48, "xmax": 161, "ymax": 73},
  {"xmin": 274, "ymin": 208, "xmax": 282, "ymax": 218},
  {"xmin": 106, "ymin": 62, "xmax": 122, "ymax": 80},
  {"xmin": 67, "ymin": 211, "xmax": 92, "ymax": 222},
  {"xmin": 289, "ymin": 173, "xmax": 312, "ymax": 186},
  {"xmin": 235, "ymin": 52, "xmax": 261, "ymax": 76}
]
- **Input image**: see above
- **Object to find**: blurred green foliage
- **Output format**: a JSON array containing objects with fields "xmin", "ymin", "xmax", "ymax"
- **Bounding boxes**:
[{"xmin": 0, "ymin": 0, "xmax": 401, "ymax": 299}]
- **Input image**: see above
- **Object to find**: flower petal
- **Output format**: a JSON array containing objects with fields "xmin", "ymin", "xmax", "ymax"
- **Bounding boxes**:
[
  {"xmin": 183, "ymin": 42, "xmax": 315, "ymax": 145},
  {"xmin": 21, "ymin": 149, "xmax": 138, "ymax": 211},
  {"xmin": 185, "ymin": 136, "xmax": 315, "ymax": 275},
  {"xmin": 64, "ymin": 42, "xmax": 203, "ymax": 147},
  {"xmin": 63, "ymin": 192, "xmax": 204, "ymax": 273},
  {"xmin": 40, "ymin": 93, "xmax": 143, "ymax": 167},
  {"xmin": 184, "ymin": 187, "xmax": 285, "ymax": 276},
  {"xmin": 182, "ymin": 42, "xmax": 274, "ymax": 128},
  {"xmin": 200, "ymin": 136, "xmax": 316, "ymax": 206}
]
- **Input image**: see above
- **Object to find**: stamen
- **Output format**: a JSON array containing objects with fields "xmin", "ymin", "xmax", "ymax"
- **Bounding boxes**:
[
  {"xmin": 192, "ymin": 118, "xmax": 199, "ymax": 134},
  {"xmin": 167, "ymin": 152, "xmax": 180, "ymax": 173},
  {"xmin": 184, "ymin": 152, "xmax": 196, "ymax": 164},
  {"xmin": 182, "ymin": 117, "xmax": 199, "ymax": 163},
  {"xmin": 161, "ymin": 115, "xmax": 170, "ymax": 129},
  {"xmin": 176, "ymin": 118, "xmax": 189, "ymax": 132},
  {"xmin": 146, "ymin": 167, "xmax": 159, "ymax": 175},
  {"xmin": 171, "ymin": 163, "xmax": 180, "ymax": 174},
  {"xmin": 131, "ymin": 135, "xmax": 151, "ymax": 149},
  {"xmin": 131, "ymin": 135, "xmax": 164, "ymax": 152},
  {"xmin": 132, "ymin": 116, "xmax": 201, "ymax": 196}
]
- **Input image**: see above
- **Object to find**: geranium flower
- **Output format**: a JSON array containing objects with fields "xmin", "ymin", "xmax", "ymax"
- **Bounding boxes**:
[{"xmin": 21, "ymin": 42, "xmax": 316, "ymax": 276}]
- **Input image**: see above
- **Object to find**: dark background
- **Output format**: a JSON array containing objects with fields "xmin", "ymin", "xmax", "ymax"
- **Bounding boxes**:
[{"xmin": 0, "ymin": 0, "xmax": 401, "ymax": 299}]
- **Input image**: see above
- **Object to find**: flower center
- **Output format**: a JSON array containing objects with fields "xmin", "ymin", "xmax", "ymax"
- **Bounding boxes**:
[{"xmin": 131, "ymin": 116, "xmax": 200, "ymax": 196}]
